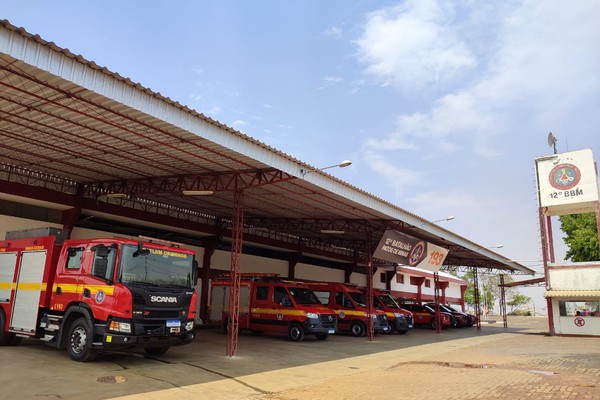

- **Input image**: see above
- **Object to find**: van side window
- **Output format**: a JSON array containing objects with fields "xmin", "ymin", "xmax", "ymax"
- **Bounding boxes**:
[
  {"xmin": 313, "ymin": 291, "xmax": 330, "ymax": 305},
  {"xmin": 256, "ymin": 286, "xmax": 269, "ymax": 300},
  {"xmin": 66, "ymin": 247, "xmax": 84, "ymax": 270},
  {"xmin": 335, "ymin": 292, "xmax": 354, "ymax": 308},
  {"xmin": 274, "ymin": 286, "xmax": 292, "ymax": 306}
]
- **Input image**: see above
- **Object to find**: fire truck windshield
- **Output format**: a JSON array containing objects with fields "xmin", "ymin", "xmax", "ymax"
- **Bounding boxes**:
[
  {"xmin": 118, "ymin": 245, "xmax": 194, "ymax": 288},
  {"xmin": 378, "ymin": 294, "xmax": 400, "ymax": 308},
  {"xmin": 288, "ymin": 288, "xmax": 322, "ymax": 305},
  {"xmin": 349, "ymin": 292, "xmax": 367, "ymax": 307}
]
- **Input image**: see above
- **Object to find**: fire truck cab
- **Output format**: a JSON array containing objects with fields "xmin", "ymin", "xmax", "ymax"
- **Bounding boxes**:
[
  {"xmin": 0, "ymin": 228, "xmax": 197, "ymax": 361},
  {"xmin": 211, "ymin": 275, "xmax": 337, "ymax": 342},
  {"xmin": 370, "ymin": 288, "xmax": 413, "ymax": 334},
  {"xmin": 304, "ymin": 281, "xmax": 390, "ymax": 337}
]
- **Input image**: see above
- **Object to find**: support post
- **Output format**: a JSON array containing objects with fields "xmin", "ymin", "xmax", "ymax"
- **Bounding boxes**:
[
  {"xmin": 365, "ymin": 234, "xmax": 374, "ymax": 342},
  {"xmin": 473, "ymin": 267, "xmax": 481, "ymax": 332},
  {"xmin": 199, "ymin": 237, "xmax": 218, "ymax": 324},
  {"xmin": 226, "ymin": 190, "xmax": 244, "ymax": 357},
  {"xmin": 539, "ymin": 208, "xmax": 554, "ymax": 335},
  {"xmin": 499, "ymin": 274, "xmax": 507, "ymax": 328},
  {"xmin": 434, "ymin": 272, "xmax": 441, "ymax": 334}
]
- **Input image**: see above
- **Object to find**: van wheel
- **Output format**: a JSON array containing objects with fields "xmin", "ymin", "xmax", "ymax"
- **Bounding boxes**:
[
  {"xmin": 315, "ymin": 333, "xmax": 329, "ymax": 340},
  {"xmin": 67, "ymin": 317, "xmax": 97, "ymax": 362},
  {"xmin": 0, "ymin": 311, "xmax": 21, "ymax": 346},
  {"xmin": 145, "ymin": 346, "xmax": 170, "ymax": 356},
  {"xmin": 288, "ymin": 323, "xmax": 305, "ymax": 342},
  {"xmin": 349, "ymin": 321, "xmax": 365, "ymax": 337},
  {"xmin": 430, "ymin": 319, "xmax": 437, "ymax": 330}
]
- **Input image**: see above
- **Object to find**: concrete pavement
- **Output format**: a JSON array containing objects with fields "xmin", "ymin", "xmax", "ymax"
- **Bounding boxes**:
[{"xmin": 1, "ymin": 317, "xmax": 598, "ymax": 399}]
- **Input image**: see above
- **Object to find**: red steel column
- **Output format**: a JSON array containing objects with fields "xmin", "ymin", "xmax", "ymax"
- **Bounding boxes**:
[
  {"xmin": 365, "ymin": 234, "xmax": 374, "ymax": 341},
  {"xmin": 226, "ymin": 190, "xmax": 244, "ymax": 356}
]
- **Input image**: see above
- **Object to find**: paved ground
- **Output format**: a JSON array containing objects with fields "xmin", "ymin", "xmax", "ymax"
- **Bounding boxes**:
[{"xmin": 1, "ymin": 316, "xmax": 598, "ymax": 399}]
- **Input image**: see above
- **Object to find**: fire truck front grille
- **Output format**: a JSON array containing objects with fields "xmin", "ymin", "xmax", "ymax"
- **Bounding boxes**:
[
  {"xmin": 377, "ymin": 315, "xmax": 387, "ymax": 323},
  {"xmin": 319, "ymin": 314, "xmax": 336, "ymax": 327},
  {"xmin": 143, "ymin": 309, "xmax": 181, "ymax": 319}
]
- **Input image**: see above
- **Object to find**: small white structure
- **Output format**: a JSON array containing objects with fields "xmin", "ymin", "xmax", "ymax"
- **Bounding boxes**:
[{"xmin": 545, "ymin": 263, "xmax": 600, "ymax": 336}]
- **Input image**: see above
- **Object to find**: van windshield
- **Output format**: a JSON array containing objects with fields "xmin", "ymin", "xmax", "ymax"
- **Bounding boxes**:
[
  {"xmin": 289, "ymin": 288, "xmax": 322, "ymax": 305},
  {"xmin": 378, "ymin": 294, "xmax": 400, "ymax": 308},
  {"xmin": 349, "ymin": 292, "xmax": 367, "ymax": 307}
]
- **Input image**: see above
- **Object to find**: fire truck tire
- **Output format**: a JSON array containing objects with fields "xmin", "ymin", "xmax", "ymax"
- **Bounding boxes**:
[
  {"xmin": 315, "ymin": 333, "xmax": 329, "ymax": 340},
  {"xmin": 430, "ymin": 319, "xmax": 437, "ymax": 330},
  {"xmin": 349, "ymin": 321, "xmax": 365, "ymax": 337},
  {"xmin": 67, "ymin": 317, "xmax": 97, "ymax": 362},
  {"xmin": 144, "ymin": 346, "xmax": 170, "ymax": 356},
  {"xmin": 0, "ymin": 311, "xmax": 21, "ymax": 346},
  {"xmin": 288, "ymin": 322, "xmax": 305, "ymax": 342}
]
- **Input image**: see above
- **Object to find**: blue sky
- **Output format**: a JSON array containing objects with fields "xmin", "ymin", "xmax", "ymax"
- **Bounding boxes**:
[{"xmin": 2, "ymin": 1, "xmax": 599, "ymax": 310}]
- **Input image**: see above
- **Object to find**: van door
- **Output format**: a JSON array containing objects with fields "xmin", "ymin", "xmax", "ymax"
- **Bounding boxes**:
[{"xmin": 249, "ymin": 284, "xmax": 271, "ymax": 332}]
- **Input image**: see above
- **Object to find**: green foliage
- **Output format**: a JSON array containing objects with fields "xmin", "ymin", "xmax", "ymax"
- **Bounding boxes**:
[
  {"xmin": 559, "ymin": 213, "xmax": 600, "ymax": 262},
  {"xmin": 507, "ymin": 293, "xmax": 531, "ymax": 312}
]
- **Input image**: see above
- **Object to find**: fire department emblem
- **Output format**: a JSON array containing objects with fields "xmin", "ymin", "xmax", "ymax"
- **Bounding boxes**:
[
  {"xmin": 408, "ymin": 241, "xmax": 426, "ymax": 266},
  {"xmin": 95, "ymin": 289, "xmax": 105, "ymax": 304},
  {"xmin": 549, "ymin": 163, "xmax": 581, "ymax": 190},
  {"xmin": 339, "ymin": 312, "xmax": 345, "ymax": 319},
  {"xmin": 276, "ymin": 313, "xmax": 283, "ymax": 320}
]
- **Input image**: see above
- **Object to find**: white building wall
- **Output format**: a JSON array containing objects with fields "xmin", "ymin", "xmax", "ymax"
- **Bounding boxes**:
[
  {"xmin": 551, "ymin": 298, "xmax": 600, "ymax": 336},
  {"xmin": 295, "ymin": 263, "xmax": 344, "ymax": 282}
]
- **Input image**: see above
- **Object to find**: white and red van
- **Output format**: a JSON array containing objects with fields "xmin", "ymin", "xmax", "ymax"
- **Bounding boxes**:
[
  {"xmin": 210, "ymin": 275, "xmax": 337, "ymax": 341},
  {"xmin": 304, "ymin": 281, "xmax": 390, "ymax": 337}
]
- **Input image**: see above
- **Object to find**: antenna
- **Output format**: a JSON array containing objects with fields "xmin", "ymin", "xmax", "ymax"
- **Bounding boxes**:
[{"xmin": 547, "ymin": 132, "xmax": 557, "ymax": 154}]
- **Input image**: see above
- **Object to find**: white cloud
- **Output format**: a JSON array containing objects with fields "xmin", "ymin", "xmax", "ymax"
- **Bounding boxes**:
[
  {"xmin": 232, "ymin": 120, "xmax": 248, "ymax": 127},
  {"xmin": 355, "ymin": 0, "xmax": 476, "ymax": 89},
  {"xmin": 323, "ymin": 26, "xmax": 342, "ymax": 40},
  {"xmin": 361, "ymin": 1, "xmax": 600, "ymax": 164},
  {"xmin": 324, "ymin": 76, "xmax": 343, "ymax": 83},
  {"xmin": 362, "ymin": 150, "xmax": 422, "ymax": 196}
]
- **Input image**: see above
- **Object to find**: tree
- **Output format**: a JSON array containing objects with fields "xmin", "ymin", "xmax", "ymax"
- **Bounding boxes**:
[
  {"xmin": 559, "ymin": 213, "xmax": 600, "ymax": 262},
  {"xmin": 507, "ymin": 293, "xmax": 531, "ymax": 313}
]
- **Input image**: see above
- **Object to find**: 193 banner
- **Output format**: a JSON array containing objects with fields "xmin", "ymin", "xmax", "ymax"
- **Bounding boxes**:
[{"xmin": 373, "ymin": 230, "xmax": 448, "ymax": 272}]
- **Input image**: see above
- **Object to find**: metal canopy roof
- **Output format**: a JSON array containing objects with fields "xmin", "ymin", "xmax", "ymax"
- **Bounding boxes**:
[{"xmin": 0, "ymin": 20, "xmax": 534, "ymax": 275}]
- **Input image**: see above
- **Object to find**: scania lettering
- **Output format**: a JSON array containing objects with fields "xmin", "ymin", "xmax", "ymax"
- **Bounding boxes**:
[{"xmin": 0, "ymin": 228, "xmax": 197, "ymax": 361}]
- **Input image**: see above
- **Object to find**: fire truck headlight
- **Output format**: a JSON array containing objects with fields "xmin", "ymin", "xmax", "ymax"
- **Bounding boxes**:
[
  {"xmin": 305, "ymin": 312, "xmax": 319, "ymax": 319},
  {"xmin": 108, "ymin": 321, "xmax": 132, "ymax": 334},
  {"xmin": 393, "ymin": 312, "xmax": 403, "ymax": 318},
  {"xmin": 184, "ymin": 321, "xmax": 194, "ymax": 331}
]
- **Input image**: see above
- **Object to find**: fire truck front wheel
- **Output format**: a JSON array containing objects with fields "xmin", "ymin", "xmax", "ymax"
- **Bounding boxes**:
[
  {"xmin": 349, "ymin": 321, "xmax": 366, "ymax": 337},
  {"xmin": 0, "ymin": 311, "xmax": 22, "ymax": 346},
  {"xmin": 67, "ymin": 317, "xmax": 97, "ymax": 362},
  {"xmin": 288, "ymin": 322, "xmax": 305, "ymax": 342}
]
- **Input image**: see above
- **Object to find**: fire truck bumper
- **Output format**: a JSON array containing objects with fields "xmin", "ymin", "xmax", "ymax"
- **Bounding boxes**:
[
  {"xmin": 303, "ymin": 316, "xmax": 337, "ymax": 335},
  {"xmin": 100, "ymin": 330, "xmax": 196, "ymax": 350}
]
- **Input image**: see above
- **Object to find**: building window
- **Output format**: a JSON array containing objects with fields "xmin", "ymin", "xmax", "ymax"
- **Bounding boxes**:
[
  {"xmin": 396, "ymin": 274, "xmax": 405, "ymax": 284},
  {"xmin": 424, "ymin": 279, "xmax": 431, "ymax": 288},
  {"xmin": 380, "ymin": 272, "xmax": 386, "ymax": 283},
  {"xmin": 409, "ymin": 276, "xmax": 420, "ymax": 286},
  {"xmin": 558, "ymin": 300, "xmax": 599, "ymax": 316}
]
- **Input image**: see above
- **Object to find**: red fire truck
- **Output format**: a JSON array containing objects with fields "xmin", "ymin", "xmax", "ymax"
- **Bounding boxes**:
[
  {"xmin": 0, "ymin": 228, "xmax": 198, "ymax": 361},
  {"xmin": 304, "ymin": 281, "xmax": 391, "ymax": 336},
  {"xmin": 370, "ymin": 288, "xmax": 413, "ymax": 334},
  {"xmin": 211, "ymin": 274, "xmax": 337, "ymax": 341}
]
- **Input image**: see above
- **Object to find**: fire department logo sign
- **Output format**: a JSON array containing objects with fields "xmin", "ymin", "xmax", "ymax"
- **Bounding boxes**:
[
  {"xmin": 276, "ymin": 313, "xmax": 283, "ymax": 320},
  {"xmin": 408, "ymin": 241, "xmax": 426, "ymax": 266},
  {"xmin": 338, "ymin": 312, "xmax": 346, "ymax": 319},
  {"xmin": 549, "ymin": 163, "xmax": 581, "ymax": 190},
  {"xmin": 95, "ymin": 290, "xmax": 105, "ymax": 304}
]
